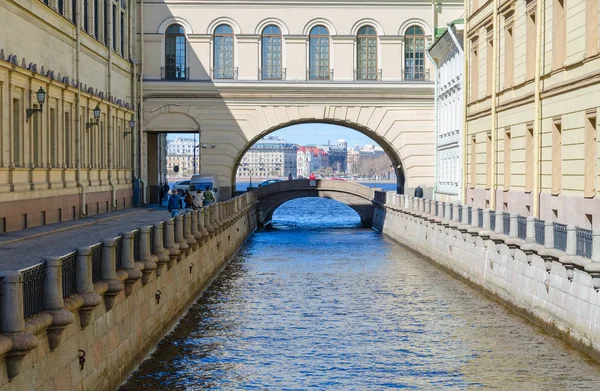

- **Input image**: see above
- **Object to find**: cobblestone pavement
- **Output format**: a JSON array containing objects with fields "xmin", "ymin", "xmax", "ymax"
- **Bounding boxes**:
[{"xmin": 0, "ymin": 207, "xmax": 171, "ymax": 272}]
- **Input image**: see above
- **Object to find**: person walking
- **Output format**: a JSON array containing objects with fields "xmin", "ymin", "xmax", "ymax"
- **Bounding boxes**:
[
  {"xmin": 163, "ymin": 182, "xmax": 170, "ymax": 202},
  {"xmin": 184, "ymin": 191, "xmax": 194, "ymax": 210},
  {"xmin": 309, "ymin": 173, "xmax": 316, "ymax": 180},
  {"xmin": 288, "ymin": 173, "xmax": 293, "ymax": 180},
  {"xmin": 193, "ymin": 190, "xmax": 203, "ymax": 210},
  {"xmin": 203, "ymin": 186, "xmax": 215, "ymax": 206},
  {"xmin": 167, "ymin": 191, "xmax": 182, "ymax": 218},
  {"xmin": 414, "ymin": 184, "xmax": 424, "ymax": 198}
]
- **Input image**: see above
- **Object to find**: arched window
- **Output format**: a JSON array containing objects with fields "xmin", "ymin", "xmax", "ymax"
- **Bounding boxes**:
[
  {"xmin": 357, "ymin": 26, "xmax": 378, "ymax": 80},
  {"xmin": 261, "ymin": 25, "xmax": 282, "ymax": 80},
  {"xmin": 165, "ymin": 24, "xmax": 187, "ymax": 80},
  {"xmin": 405, "ymin": 26, "xmax": 426, "ymax": 80},
  {"xmin": 309, "ymin": 26, "xmax": 330, "ymax": 80},
  {"xmin": 213, "ymin": 24, "xmax": 235, "ymax": 79}
]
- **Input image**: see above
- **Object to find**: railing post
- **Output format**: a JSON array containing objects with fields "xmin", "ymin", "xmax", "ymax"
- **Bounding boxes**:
[
  {"xmin": 452, "ymin": 202, "xmax": 460, "ymax": 223},
  {"xmin": 183, "ymin": 212, "xmax": 197, "ymax": 250},
  {"xmin": 44, "ymin": 257, "xmax": 74, "ymax": 350},
  {"xmin": 544, "ymin": 221, "xmax": 554, "ymax": 249},
  {"xmin": 199, "ymin": 208, "xmax": 210, "ymax": 239},
  {"xmin": 75, "ymin": 247, "xmax": 102, "ymax": 328},
  {"xmin": 592, "ymin": 230, "xmax": 600, "ymax": 262},
  {"xmin": 424, "ymin": 199, "xmax": 431, "ymax": 215},
  {"xmin": 471, "ymin": 207, "xmax": 479, "ymax": 228},
  {"xmin": 585, "ymin": 230, "xmax": 600, "ymax": 290},
  {"xmin": 461, "ymin": 205, "xmax": 469, "ymax": 225},
  {"xmin": 164, "ymin": 218, "xmax": 180, "ymax": 267},
  {"xmin": 509, "ymin": 213, "xmax": 518, "ymax": 238},
  {"xmin": 191, "ymin": 210, "xmax": 203, "ymax": 244},
  {"xmin": 152, "ymin": 223, "xmax": 170, "ymax": 275},
  {"xmin": 566, "ymin": 225, "xmax": 577, "ymax": 256},
  {"xmin": 526, "ymin": 216, "xmax": 535, "ymax": 243},
  {"xmin": 206, "ymin": 205, "xmax": 216, "ymax": 236},
  {"xmin": 174, "ymin": 214, "xmax": 189, "ymax": 258},
  {"xmin": 121, "ymin": 231, "xmax": 143, "ymax": 292},
  {"xmin": 101, "ymin": 238, "xmax": 123, "ymax": 310},
  {"xmin": 493, "ymin": 210, "xmax": 502, "ymax": 234},
  {"xmin": 139, "ymin": 227, "xmax": 157, "ymax": 285},
  {"xmin": 444, "ymin": 202, "xmax": 451, "ymax": 221},
  {"xmin": 482, "ymin": 209, "xmax": 491, "ymax": 231}
]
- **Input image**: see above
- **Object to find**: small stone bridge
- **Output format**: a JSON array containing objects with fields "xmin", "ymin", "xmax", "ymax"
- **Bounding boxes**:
[{"xmin": 253, "ymin": 179, "xmax": 379, "ymax": 228}]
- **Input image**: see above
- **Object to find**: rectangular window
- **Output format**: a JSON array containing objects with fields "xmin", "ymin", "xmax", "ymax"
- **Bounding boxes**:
[
  {"xmin": 552, "ymin": 118, "xmax": 562, "ymax": 195},
  {"xmin": 65, "ymin": 112, "xmax": 71, "ymax": 168},
  {"xmin": 94, "ymin": 0, "xmax": 99, "ymax": 38},
  {"xmin": 585, "ymin": 114, "xmax": 597, "ymax": 197},
  {"xmin": 586, "ymin": 0, "xmax": 599, "ymax": 56},
  {"xmin": 83, "ymin": 0, "xmax": 89, "ymax": 33},
  {"xmin": 58, "ymin": 0, "xmax": 64, "ymax": 14},
  {"xmin": 50, "ymin": 108, "xmax": 57, "ymax": 167},
  {"xmin": 33, "ymin": 104, "xmax": 40, "ymax": 167},
  {"xmin": 486, "ymin": 30, "xmax": 493, "ymax": 96},
  {"xmin": 104, "ymin": 0, "xmax": 108, "ymax": 44},
  {"xmin": 72, "ymin": 0, "xmax": 77, "ymax": 23},
  {"xmin": 471, "ymin": 41, "xmax": 479, "ymax": 101},
  {"xmin": 121, "ymin": 12, "xmax": 125, "ymax": 57},
  {"xmin": 471, "ymin": 136, "xmax": 477, "ymax": 187},
  {"xmin": 504, "ymin": 24, "xmax": 514, "ymax": 87},
  {"xmin": 526, "ymin": 123, "xmax": 534, "ymax": 192},
  {"xmin": 504, "ymin": 128, "xmax": 511, "ymax": 190},
  {"xmin": 526, "ymin": 13, "xmax": 536, "ymax": 80},
  {"xmin": 552, "ymin": 0, "xmax": 566, "ymax": 70},
  {"xmin": 113, "ymin": 5, "xmax": 117, "ymax": 52},
  {"xmin": 12, "ymin": 99, "xmax": 20, "ymax": 167},
  {"xmin": 486, "ymin": 132, "xmax": 492, "ymax": 189}
]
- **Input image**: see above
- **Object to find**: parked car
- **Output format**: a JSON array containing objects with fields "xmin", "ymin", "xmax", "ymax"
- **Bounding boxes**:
[
  {"xmin": 258, "ymin": 179, "xmax": 283, "ymax": 187},
  {"xmin": 171, "ymin": 180, "xmax": 190, "ymax": 195}
]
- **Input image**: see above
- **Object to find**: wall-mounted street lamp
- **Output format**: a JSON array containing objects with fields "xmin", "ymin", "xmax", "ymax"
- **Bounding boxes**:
[
  {"xmin": 26, "ymin": 87, "xmax": 46, "ymax": 122},
  {"xmin": 85, "ymin": 105, "xmax": 101, "ymax": 130},
  {"xmin": 124, "ymin": 115, "xmax": 135, "ymax": 137}
]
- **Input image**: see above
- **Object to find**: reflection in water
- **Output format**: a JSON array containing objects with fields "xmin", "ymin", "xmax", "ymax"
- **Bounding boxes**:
[{"xmin": 121, "ymin": 198, "xmax": 600, "ymax": 390}]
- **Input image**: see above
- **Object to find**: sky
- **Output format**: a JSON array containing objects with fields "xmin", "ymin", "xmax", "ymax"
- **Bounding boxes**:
[{"xmin": 166, "ymin": 123, "xmax": 379, "ymax": 148}]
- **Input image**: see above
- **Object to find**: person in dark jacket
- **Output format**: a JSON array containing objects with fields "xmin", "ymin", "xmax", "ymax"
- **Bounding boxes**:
[
  {"xmin": 163, "ymin": 182, "xmax": 170, "ymax": 201},
  {"xmin": 184, "ymin": 191, "xmax": 194, "ymax": 209},
  {"xmin": 414, "ymin": 185, "xmax": 424, "ymax": 198},
  {"xmin": 168, "ymin": 192, "xmax": 182, "ymax": 218}
]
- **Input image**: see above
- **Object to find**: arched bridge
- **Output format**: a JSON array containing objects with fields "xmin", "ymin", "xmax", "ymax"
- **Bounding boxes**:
[{"xmin": 254, "ymin": 179, "xmax": 378, "ymax": 228}]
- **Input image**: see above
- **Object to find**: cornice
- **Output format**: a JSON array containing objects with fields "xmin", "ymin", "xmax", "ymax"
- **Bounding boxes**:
[{"xmin": 145, "ymin": 0, "xmax": 463, "ymax": 6}]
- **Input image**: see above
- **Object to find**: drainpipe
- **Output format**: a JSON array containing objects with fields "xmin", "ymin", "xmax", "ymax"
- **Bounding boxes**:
[
  {"xmin": 138, "ymin": 0, "xmax": 147, "ymax": 204},
  {"xmin": 75, "ymin": 0, "xmax": 87, "ymax": 216},
  {"xmin": 107, "ymin": 0, "xmax": 116, "ymax": 209},
  {"xmin": 462, "ymin": 0, "xmax": 470, "ymax": 205},
  {"xmin": 426, "ymin": 50, "xmax": 439, "ymax": 201},
  {"xmin": 129, "ymin": 0, "xmax": 137, "ymax": 180},
  {"xmin": 532, "ymin": 0, "xmax": 543, "ymax": 217},
  {"xmin": 448, "ymin": 24, "xmax": 464, "ymax": 203},
  {"xmin": 490, "ymin": 0, "xmax": 499, "ymax": 211}
]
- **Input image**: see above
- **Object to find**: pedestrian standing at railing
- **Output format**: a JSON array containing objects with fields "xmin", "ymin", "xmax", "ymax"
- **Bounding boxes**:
[
  {"xmin": 168, "ymin": 191, "xmax": 182, "ymax": 218},
  {"xmin": 414, "ymin": 184, "xmax": 423, "ymax": 198}
]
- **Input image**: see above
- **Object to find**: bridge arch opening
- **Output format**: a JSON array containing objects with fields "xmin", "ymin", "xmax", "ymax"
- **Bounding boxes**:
[
  {"xmin": 271, "ymin": 197, "xmax": 363, "ymax": 230},
  {"xmin": 232, "ymin": 120, "xmax": 405, "ymax": 194}
]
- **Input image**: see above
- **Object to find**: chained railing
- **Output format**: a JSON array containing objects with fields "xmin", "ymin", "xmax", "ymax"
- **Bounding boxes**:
[
  {"xmin": 21, "ymin": 263, "xmax": 45, "ymax": 319},
  {"xmin": 61, "ymin": 251, "xmax": 78, "ymax": 299},
  {"xmin": 576, "ymin": 228, "xmax": 593, "ymax": 258},
  {"xmin": 517, "ymin": 216, "xmax": 527, "ymax": 240},
  {"xmin": 534, "ymin": 219, "xmax": 545, "ymax": 245},
  {"xmin": 115, "ymin": 236, "xmax": 123, "ymax": 271},
  {"xmin": 133, "ymin": 230, "xmax": 140, "ymax": 262},
  {"xmin": 553, "ymin": 223, "xmax": 567, "ymax": 252},
  {"xmin": 503, "ymin": 212, "xmax": 510, "ymax": 235},
  {"xmin": 90, "ymin": 243, "xmax": 103, "ymax": 283}
]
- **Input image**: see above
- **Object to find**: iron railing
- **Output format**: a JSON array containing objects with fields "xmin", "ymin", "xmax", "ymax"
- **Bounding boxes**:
[
  {"xmin": 258, "ymin": 68, "xmax": 286, "ymax": 81},
  {"xmin": 403, "ymin": 67, "xmax": 430, "ymax": 81},
  {"xmin": 21, "ymin": 263, "xmax": 45, "ymax": 319},
  {"xmin": 478, "ymin": 209, "xmax": 483, "ymax": 228},
  {"xmin": 576, "ymin": 228, "xmax": 593, "ymax": 258},
  {"xmin": 133, "ymin": 230, "xmax": 141, "ymax": 262},
  {"xmin": 353, "ymin": 69, "xmax": 382, "ymax": 81},
  {"xmin": 535, "ymin": 219, "xmax": 545, "ymax": 245},
  {"xmin": 90, "ymin": 243, "xmax": 103, "ymax": 283},
  {"xmin": 458, "ymin": 205, "xmax": 463, "ymax": 222},
  {"xmin": 61, "ymin": 251, "xmax": 78, "ymax": 299},
  {"xmin": 115, "ymin": 236, "xmax": 123, "ymax": 271},
  {"xmin": 554, "ymin": 223, "xmax": 567, "ymax": 252},
  {"xmin": 211, "ymin": 67, "xmax": 239, "ymax": 80},
  {"xmin": 517, "ymin": 216, "xmax": 527, "ymax": 240},
  {"xmin": 307, "ymin": 69, "xmax": 334, "ymax": 81},
  {"xmin": 468, "ymin": 207, "xmax": 472, "ymax": 225},
  {"xmin": 503, "ymin": 212, "xmax": 510, "ymax": 235},
  {"xmin": 449, "ymin": 205, "xmax": 453, "ymax": 221},
  {"xmin": 434, "ymin": 202, "xmax": 439, "ymax": 216},
  {"xmin": 160, "ymin": 66, "xmax": 189, "ymax": 80},
  {"xmin": 489, "ymin": 210, "xmax": 496, "ymax": 231}
]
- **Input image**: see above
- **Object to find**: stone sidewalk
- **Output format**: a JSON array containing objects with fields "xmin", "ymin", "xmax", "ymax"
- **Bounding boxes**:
[{"xmin": 0, "ymin": 207, "xmax": 171, "ymax": 271}]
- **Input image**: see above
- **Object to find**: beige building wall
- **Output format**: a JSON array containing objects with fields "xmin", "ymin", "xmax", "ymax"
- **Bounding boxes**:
[
  {"xmin": 465, "ymin": 0, "xmax": 600, "ymax": 228},
  {"xmin": 141, "ymin": 0, "xmax": 463, "ymax": 199},
  {"xmin": 0, "ymin": 0, "xmax": 137, "ymax": 232}
]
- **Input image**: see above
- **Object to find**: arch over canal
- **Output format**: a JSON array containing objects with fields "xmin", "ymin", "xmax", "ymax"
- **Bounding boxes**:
[{"xmin": 255, "ymin": 179, "xmax": 377, "ymax": 228}]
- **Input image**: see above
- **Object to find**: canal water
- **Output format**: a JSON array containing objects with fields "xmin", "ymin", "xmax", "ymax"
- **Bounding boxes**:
[{"xmin": 120, "ymin": 198, "xmax": 600, "ymax": 390}]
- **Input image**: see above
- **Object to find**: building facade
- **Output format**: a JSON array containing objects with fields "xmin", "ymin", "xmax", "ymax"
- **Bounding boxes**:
[
  {"xmin": 0, "ymin": 0, "xmax": 137, "ymax": 232},
  {"xmin": 464, "ymin": 0, "xmax": 600, "ymax": 228},
  {"xmin": 237, "ymin": 136, "xmax": 297, "ymax": 179},
  {"xmin": 297, "ymin": 146, "xmax": 328, "ymax": 177},
  {"xmin": 428, "ymin": 21, "xmax": 464, "ymax": 201}
]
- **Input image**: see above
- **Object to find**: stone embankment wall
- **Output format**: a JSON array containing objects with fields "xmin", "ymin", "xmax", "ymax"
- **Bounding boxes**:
[
  {"xmin": 0, "ymin": 193, "xmax": 258, "ymax": 391},
  {"xmin": 373, "ymin": 194, "xmax": 600, "ymax": 361}
]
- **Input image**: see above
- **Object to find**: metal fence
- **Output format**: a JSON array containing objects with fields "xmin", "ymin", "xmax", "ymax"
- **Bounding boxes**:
[
  {"xmin": 61, "ymin": 251, "xmax": 78, "ymax": 299},
  {"xmin": 468, "ymin": 207, "xmax": 472, "ymax": 225},
  {"xmin": 90, "ymin": 243, "xmax": 103, "ymax": 283},
  {"xmin": 489, "ymin": 210, "xmax": 496, "ymax": 231},
  {"xmin": 554, "ymin": 223, "xmax": 567, "ymax": 252},
  {"xmin": 115, "ymin": 236, "xmax": 123, "ymax": 271},
  {"xmin": 435, "ymin": 202, "xmax": 439, "ymax": 216},
  {"xmin": 458, "ymin": 205, "xmax": 463, "ymax": 222},
  {"xmin": 133, "ymin": 230, "xmax": 140, "ymax": 262},
  {"xmin": 503, "ymin": 212, "xmax": 510, "ymax": 235},
  {"xmin": 449, "ymin": 205, "xmax": 453, "ymax": 221},
  {"xmin": 517, "ymin": 216, "xmax": 527, "ymax": 240},
  {"xmin": 535, "ymin": 219, "xmax": 545, "ymax": 245},
  {"xmin": 21, "ymin": 263, "xmax": 45, "ymax": 319},
  {"xmin": 576, "ymin": 228, "xmax": 593, "ymax": 258},
  {"xmin": 478, "ymin": 209, "xmax": 483, "ymax": 228}
]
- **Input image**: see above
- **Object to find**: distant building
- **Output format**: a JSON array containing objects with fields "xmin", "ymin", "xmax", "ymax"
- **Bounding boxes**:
[
  {"xmin": 237, "ymin": 136, "xmax": 297, "ymax": 179},
  {"xmin": 166, "ymin": 137, "xmax": 199, "ymax": 177},
  {"xmin": 317, "ymin": 139, "xmax": 348, "ymax": 173},
  {"xmin": 346, "ymin": 148, "xmax": 360, "ymax": 176},
  {"xmin": 297, "ymin": 147, "xmax": 328, "ymax": 177}
]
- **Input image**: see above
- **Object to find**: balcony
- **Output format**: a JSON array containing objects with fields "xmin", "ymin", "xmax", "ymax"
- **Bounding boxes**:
[
  {"xmin": 211, "ymin": 67, "xmax": 239, "ymax": 80},
  {"xmin": 403, "ymin": 67, "xmax": 430, "ymax": 82},
  {"xmin": 161, "ymin": 66, "xmax": 189, "ymax": 81},
  {"xmin": 259, "ymin": 68, "xmax": 287, "ymax": 81},
  {"xmin": 354, "ymin": 69, "xmax": 383, "ymax": 82}
]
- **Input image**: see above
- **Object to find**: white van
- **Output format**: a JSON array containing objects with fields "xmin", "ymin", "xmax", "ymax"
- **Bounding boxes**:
[{"xmin": 188, "ymin": 175, "xmax": 219, "ymax": 202}]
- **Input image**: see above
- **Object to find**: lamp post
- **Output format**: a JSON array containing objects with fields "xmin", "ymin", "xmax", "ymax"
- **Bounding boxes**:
[
  {"xmin": 26, "ymin": 87, "xmax": 46, "ymax": 122},
  {"xmin": 85, "ymin": 105, "xmax": 101, "ymax": 130},
  {"xmin": 124, "ymin": 115, "xmax": 135, "ymax": 136}
]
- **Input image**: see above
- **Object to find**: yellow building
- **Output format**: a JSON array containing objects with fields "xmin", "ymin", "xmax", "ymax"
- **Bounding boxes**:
[
  {"xmin": 465, "ymin": 0, "xmax": 600, "ymax": 228},
  {"xmin": 0, "ymin": 0, "xmax": 137, "ymax": 232}
]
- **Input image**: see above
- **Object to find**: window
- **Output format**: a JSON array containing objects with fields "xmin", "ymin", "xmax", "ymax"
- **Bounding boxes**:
[
  {"xmin": 65, "ymin": 112, "xmax": 71, "ymax": 168},
  {"xmin": 405, "ymin": 26, "xmax": 426, "ymax": 80},
  {"xmin": 486, "ymin": 28, "xmax": 493, "ymax": 95},
  {"xmin": 357, "ymin": 26, "xmax": 378, "ymax": 80},
  {"xmin": 307, "ymin": 26, "xmax": 332, "ymax": 81},
  {"xmin": 213, "ymin": 24, "xmax": 235, "ymax": 79},
  {"xmin": 112, "ymin": 5, "xmax": 117, "ymax": 52},
  {"xmin": 525, "ymin": 123, "xmax": 534, "ymax": 192},
  {"xmin": 552, "ymin": 118, "xmax": 562, "ymax": 195},
  {"xmin": 471, "ymin": 39, "xmax": 479, "ymax": 101},
  {"xmin": 486, "ymin": 132, "xmax": 492, "ymax": 189},
  {"xmin": 50, "ymin": 108, "xmax": 57, "ymax": 167},
  {"xmin": 552, "ymin": 0, "xmax": 566, "ymax": 69},
  {"xmin": 586, "ymin": 0, "xmax": 599, "ymax": 56},
  {"xmin": 104, "ymin": 0, "xmax": 108, "ymax": 44},
  {"xmin": 121, "ymin": 11, "xmax": 125, "ymax": 56},
  {"xmin": 33, "ymin": 105, "xmax": 40, "ymax": 167},
  {"xmin": 585, "ymin": 113, "xmax": 597, "ymax": 197},
  {"xmin": 504, "ymin": 20, "xmax": 514, "ymax": 88},
  {"xmin": 83, "ymin": 0, "xmax": 89, "ymax": 32},
  {"xmin": 526, "ymin": 12, "xmax": 536, "ymax": 80},
  {"xmin": 261, "ymin": 25, "xmax": 282, "ymax": 80},
  {"xmin": 58, "ymin": 0, "xmax": 64, "ymax": 14},
  {"xmin": 504, "ymin": 128, "xmax": 511, "ymax": 190},
  {"xmin": 471, "ymin": 136, "xmax": 477, "ymax": 187},
  {"xmin": 12, "ymin": 99, "xmax": 20, "ymax": 167},
  {"xmin": 164, "ymin": 24, "xmax": 187, "ymax": 79},
  {"xmin": 94, "ymin": 0, "xmax": 98, "ymax": 38},
  {"xmin": 72, "ymin": 0, "xmax": 77, "ymax": 23}
]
